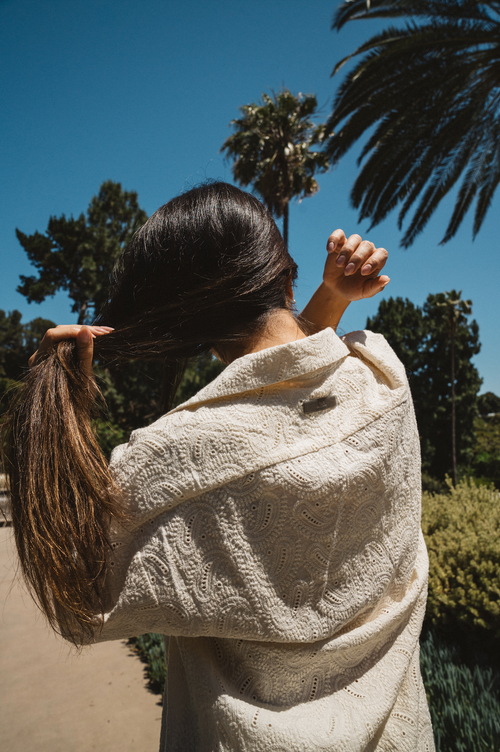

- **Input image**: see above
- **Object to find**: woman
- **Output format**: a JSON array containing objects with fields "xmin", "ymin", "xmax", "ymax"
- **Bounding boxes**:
[{"xmin": 5, "ymin": 182, "xmax": 434, "ymax": 751}]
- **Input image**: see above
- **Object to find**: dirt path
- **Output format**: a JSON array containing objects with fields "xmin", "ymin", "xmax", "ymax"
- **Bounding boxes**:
[{"xmin": 0, "ymin": 527, "xmax": 162, "ymax": 752}]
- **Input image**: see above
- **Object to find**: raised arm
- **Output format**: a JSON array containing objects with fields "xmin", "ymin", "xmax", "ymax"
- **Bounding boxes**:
[{"xmin": 300, "ymin": 230, "xmax": 389, "ymax": 334}]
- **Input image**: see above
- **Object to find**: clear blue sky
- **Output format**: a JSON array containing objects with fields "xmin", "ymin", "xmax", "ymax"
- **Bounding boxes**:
[{"xmin": 1, "ymin": 0, "xmax": 498, "ymax": 393}]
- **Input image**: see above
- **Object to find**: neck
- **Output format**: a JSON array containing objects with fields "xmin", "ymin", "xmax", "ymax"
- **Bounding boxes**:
[{"xmin": 216, "ymin": 309, "xmax": 307, "ymax": 364}]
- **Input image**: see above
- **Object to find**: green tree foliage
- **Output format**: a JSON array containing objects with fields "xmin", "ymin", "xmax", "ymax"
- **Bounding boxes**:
[
  {"xmin": 0, "ymin": 310, "xmax": 55, "ymax": 382},
  {"xmin": 0, "ymin": 313, "xmax": 54, "ymax": 447},
  {"xmin": 173, "ymin": 354, "xmax": 225, "ymax": 407},
  {"xmin": 469, "ymin": 414, "xmax": 500, "ymax": 488},
  {"xmin": 0, "ymin": 310, "xmax": 56, "ymax": 417},
  {"xmin": 0, "ymin": 310, "xmax": 23, "ymax": 381},
  {"xmin": 422, "ymin": 479, "xmax": 500, "ymax": 658},
  {"xmin": 426, "ymin": 293, "xmax": 477, "ymax": 486},
  {"xmin": 364, "ymin": 295, "xmax": 427, "ymax": 369},
  {"xmin": 221, "ymin": 89, "xmax": 329, "ymax": 245},
  {"xmin": 478, "ymin": 392, "xmax": 500, "ymax": 416},
  {"xmin": 367, "ymin": 292, "xmax": 481, "ymax": 480},
  {"xmin": 16, "ymin": 181, "xmax": 148, "ymax": 324},
  {"xmin": 474, "ymin": 393, "xmax": 500, "ymax": 489},
  {"xmin": 325, "ymin": 0, "xmax": 500, "ymax": 246},
  {"xmin": 420, "ymin": 629, "xmax": 500, "ymax": 752}
]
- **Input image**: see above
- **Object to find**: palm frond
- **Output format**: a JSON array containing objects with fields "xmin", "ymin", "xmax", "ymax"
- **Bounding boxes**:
[
  {"xmin": 325, "ymin": 3, "xmax": 500, "ymax": 245},
  {"xmin": 333, "ymin": 0, "xmax": 494, "ymax": 31},
  {"xmin": 400, "ymin": 135, "xmax": 481, "ymax": 247},
  {"xmin": 444, "ymin": 115, "xmax": 500, "ymax": 241}
]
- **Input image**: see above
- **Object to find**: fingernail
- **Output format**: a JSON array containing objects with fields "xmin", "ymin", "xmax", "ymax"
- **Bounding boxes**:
[
  {"xmin": 361, "ymin": 264, "xmax": 373, "ymax": 275},
  {"xmin": 336, "ymin": 254, "xmax": 346, "ymax": 267},
  {"xmin": 345, "ymin": 262, "xmax": 355, "ymax": 275},
  {"xmin": 327, "ymin": 241, "xmax": 335, "ymax": 252},
  {"xmin": 79, "ymin": 328, "xmax": 92, "ymax": 343}
]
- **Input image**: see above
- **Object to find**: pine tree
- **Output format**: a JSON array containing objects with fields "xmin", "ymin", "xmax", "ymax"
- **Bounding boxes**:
[
  {"xmin": 16, "ymin": 181, "xmax": 148, "ymax": 324},
  {"xmin": 367, "ymin": 292, "xmax": 482, "ymax": 480}
]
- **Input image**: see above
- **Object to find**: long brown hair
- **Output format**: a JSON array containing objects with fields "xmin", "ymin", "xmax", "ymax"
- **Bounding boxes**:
[{"xmin": 2, "ymin": 182, "xmax": 297, "ymax": 646}]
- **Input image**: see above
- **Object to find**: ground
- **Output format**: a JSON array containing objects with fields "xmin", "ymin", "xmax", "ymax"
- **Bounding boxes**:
[{"xmin": 0, "ymin": 527, "xmax": 162, "ymax": 752}]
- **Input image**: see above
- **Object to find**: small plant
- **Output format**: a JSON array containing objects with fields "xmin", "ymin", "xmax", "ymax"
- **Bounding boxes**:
[
  {"xmin": 420, "ymin": 629, "xmax": 500, "ymax": 752},
  {"xmin": 129, "ymin": 632, "xmax": 166, "ymax": 694}
]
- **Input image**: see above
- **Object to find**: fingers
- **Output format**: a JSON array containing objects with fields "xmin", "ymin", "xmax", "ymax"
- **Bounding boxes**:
[
  {"xmin": 323, "ymin": 228, "xmax": 390, "ymax": 303},
  {"xmin": 335, "ymin": 234, "xmax": 363, "ymax": 269},
  {"xmin": 334, "ymin": 236, "xmax": 388, "ymax": 278},
  {"xmin": 29, "ymin": 324, "xmax": 114, "ymax": 369},
  {"xmin": 359, "ymin": 246, "xmax": 389, "ymax": 277},
  {"xmin": 326, "ymin": 230, "xmax": 347, "ymax": 254}
]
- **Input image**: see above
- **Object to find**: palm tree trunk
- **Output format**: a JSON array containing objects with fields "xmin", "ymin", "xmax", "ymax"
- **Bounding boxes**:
[
  {"xmin": 451, "ymin": 317, "xmax": 457, "ymax": 486},
  {"xmin": 283, "ymin": 203, "xmax": 289, "ymax": 247}
]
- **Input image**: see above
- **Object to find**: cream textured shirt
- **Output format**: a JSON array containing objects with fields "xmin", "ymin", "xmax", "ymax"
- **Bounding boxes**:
[{"xmin": 101, "ymin": 328, "xmax": 435, "ymax": 751}]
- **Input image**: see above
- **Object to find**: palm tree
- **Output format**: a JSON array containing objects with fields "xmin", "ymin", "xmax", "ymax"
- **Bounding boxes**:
[
  {"xmin": 221, "ymin": 90, "xmax": 329, "ymax": 246},
  {"xmin": 324, "ymin": 0, "xmax": 500, "ymax": 247}
]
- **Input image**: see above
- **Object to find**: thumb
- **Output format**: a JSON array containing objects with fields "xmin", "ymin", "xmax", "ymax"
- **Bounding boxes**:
[
  {"xmin": 362, "ymin": 276, "xmax": 390, "ymax": 299},
  {"xmin": 76, "ymin": 326, "xmax": 95, "ymax": 379}
]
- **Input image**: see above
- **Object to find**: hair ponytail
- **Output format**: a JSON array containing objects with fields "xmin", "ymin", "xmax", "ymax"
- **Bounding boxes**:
[
  {"xmin": 2, "ymin": 181, "xmax": 298, "ymax": 645},
  {"xmin": 3, "ymin": 339, "xmax": 122, "ymax": 646}
]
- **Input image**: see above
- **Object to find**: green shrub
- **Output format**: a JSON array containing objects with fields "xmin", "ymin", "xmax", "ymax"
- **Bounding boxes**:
[
  {"xmin": 420, "ymin": 629, "xmax": 500, "ymax": 752},
  {"xmin": 129, "ymin": 632, "xmax": 166, "ymax": 694},
  {"xmin": 422, "ymin": 478, "xmax": 500, "ymax": 654}
]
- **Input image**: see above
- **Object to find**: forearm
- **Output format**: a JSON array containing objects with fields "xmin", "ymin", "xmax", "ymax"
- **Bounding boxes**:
[{"xmin": 300, "ymin": 283, "xmax": 350, "ymax": 334}]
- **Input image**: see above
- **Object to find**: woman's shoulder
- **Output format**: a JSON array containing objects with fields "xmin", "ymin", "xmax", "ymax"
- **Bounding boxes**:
[
  {"xmin": 341, "ymin": 330, "xmax": 409, "ymax": 391},
  {"xmin": 109, "ymin": 328, "xmax": 411, "ymax": 488}
]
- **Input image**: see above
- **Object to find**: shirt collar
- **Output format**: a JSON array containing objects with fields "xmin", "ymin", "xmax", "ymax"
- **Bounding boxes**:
[{"xmin": 170, "ymin": 327, "xmax": 350, "ymax": 414}]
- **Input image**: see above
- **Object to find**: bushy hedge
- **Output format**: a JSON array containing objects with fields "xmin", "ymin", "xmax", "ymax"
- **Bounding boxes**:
[
  {"xmin": 420, "ymin": 629, "xmax": 500, "ymax": 752},
  {"xmin": 421, "ymin": 478, "xmax": 500, "ymax": 654},
  {"xmin": 129, "ymin": 632, "xmax": 166, "ymax": 694}
]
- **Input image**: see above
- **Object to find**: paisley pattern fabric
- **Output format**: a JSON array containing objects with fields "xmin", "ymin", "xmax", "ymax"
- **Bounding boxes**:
[{"xmin": 100, "ymin": 328, "xmax": 434, "ymax": 751}]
